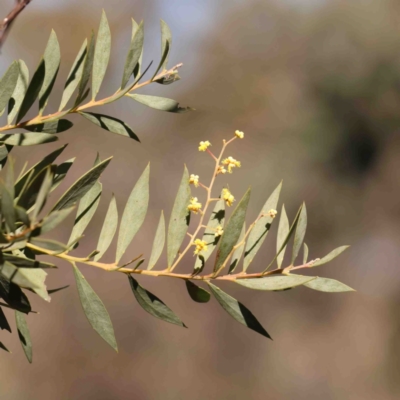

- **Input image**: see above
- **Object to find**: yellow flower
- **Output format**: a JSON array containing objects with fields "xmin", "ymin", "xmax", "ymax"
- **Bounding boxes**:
[
  {"xmin": 267, "ymin": 209, "xmax": 278, "ymax": 218},
  {"xmin": 235, "ymin": 130, "xmax": 244, "ymax": 139},
  {"xmin": 216, "ymin": 165, "xmax": 227, "ymax": 175},
  {"xmin": 189, "ymin": 174, "xmax": 199, "ymax": 187},
  {"xmin": 193, "ymin": 238, "xmax": 208, "ymax": 255},
  {"xmin": 188, "ymin": 197, "xmax": 202, "ymax": 214},
  {"xmin": 214, "ymin": 225, "xmax": 224, "ymax": 237},
  {"xmin": 222, "ymin": 188, "xmax": 235, "ymax": 207},
  {"xmin": 199, "ymin": 141, "xmax": 211, "ymax": 151},
  {"xmin": 221, "ymin": 156, "xmax": 241, "ymax": 173}
]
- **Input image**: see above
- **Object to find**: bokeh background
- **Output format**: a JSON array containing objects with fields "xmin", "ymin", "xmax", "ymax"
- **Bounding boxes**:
[{"xmin": 1, "ymin": 0, "xmax": 400, "ymax": 399}]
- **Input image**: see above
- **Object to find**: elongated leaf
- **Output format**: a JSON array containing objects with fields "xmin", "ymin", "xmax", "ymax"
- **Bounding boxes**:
[
  {"xmin": 229, "ymin": 222, "xmax": 246, "ymax": 273},
  {"xmin": 52, "ymin": 157, "xmax": 111, "ymax": 211},
  {"xmin": 160, "ymin": 19, "xmax": 172, "ymax": 71},
  {"xmin": 303, "ymin": 243, "xmax": 309, "ymax": 265},
  {"xmin": 116, "ymin": 164, "xmax": 149, "ymax": 262},
  {"xmin": 304, "ymin": 277, "xmax": 355, "ymax": 292},
  {"xmin": 208, "ymin": 282, "xmax": 271, "ymax": 339},
  {"xmin": 244, "ymin": 182, "xmax": 281, "ymax": 271},
  {"xmin": 95, "ymin": 194, "xmax": 118, "ymax": 261},
  {"xmin": 15, "ymin": 311, "xmax": 32, "ymax": 363},
  {"xmin": 214, "ymin": 188, "xmax": 251, "ymax": 273},
  {"xmin": 52, "ymin": 157, "xmax": 75, "ymax": 191},
  {"xmin": 0, "ymin": 144, "xmax": 12, "ymax": 169},
  {"xmin": 16, "ymin": 59, "xmax": 45, "ymax": 123},
  {"xmin": 121, "ymin": 20, "xmax": 144, "ymax": 89},
  {"xmin": 59, "ymin": 39, "xmax": 87, "ymax": 111},
  {"xmin": 73, "ymin": 264, "xmax": 118, "ymax": 351},
  {"xmin": 39, "ymin": 30, "xmax": 61, "ymax": 113},
  {"xmin": 167, "ymin": 166, "xmax": 191, "ymax": 267},
  {"xmin": 0, "ymin": 61, "xmax": 19, "ymax": 114},
  {"xmin": 0, "ymin": 276, "xmax": 31, "ymax": 313},
  {"xmin": 128, "ymin": 275, "xmax": 185, "ymax": 327},
  {"xmin": 4, "ymin": 157, "xmax": 14, "ymax": 199},
  {"xmin": 312, "ymin": 246, "xmax": 350, "ymax": 267},
  {"xmin": 18, "ymin": 166, "xmax": 49, "ymax": 210},
  {"xmin": 236, "ymin": 274, "xmax": 316, "ymax": 291},
  {"xmin": 7, "ymin": 60, "xmax": 28, "ymax": 124},
  {"xmin": 80, "ymin": 112, "xmax": 139, "ymax": 141},
  {"xmin": 0, "ymin": 133, "xmax": 57, "ymax": 146},
  {"xmin": 194, "ymin": 198, "xmax": 225, "ymax": 273},
  {"xmin": 76, "ymin": 31, "xmax": 95, "ymax": 105},
  {"xmin": 68, "ymin": 181, "xmax": 102, "ymax": 245},
  {"xmin": 32, "ymin": 166, "xmax": 55, "ymax": 221},
  {"xmin": 128, "ymin": 94, "xmax": 191, "ymax": 113},
  {"xmin": 2, "ymin": 254, "xmax": 55, "ymax": 269},
  {"xmin": 185, "ymin": 280, "xmax": 210, "ymax": 303},
  {"xmin": 30, "ymin": 238, "xmax": 68, "ymax": 254},
  {"xmin": 1, "ymin": 185, "xmax": 15, "ymax": 231},
  {"xmin": 92, "ymin": 11, "xmax": 111, "ymax": 100},
  {"xmin": 0, "ymin": 307, "xmax": 11, "ymax": 332},
  {"xmin": 40, "ymin": 208, "xmax": 74, "ymax": 234},
  {"xmin": 147, "ymin": 210, "xmax": 165, "ymax": 270},
  {"xmin": 25, "ymin": 119, "xmax": 73, "ymax": 134},
  {"xmin": 291, "ymin": 203, "xmax": 307, "ymax": 265}
]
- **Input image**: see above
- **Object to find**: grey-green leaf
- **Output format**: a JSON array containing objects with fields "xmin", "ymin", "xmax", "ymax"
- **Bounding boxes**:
[
  {"xmin": 160, "ymin": 19, "xmax": 172, "ymax": 71},
  {"xmin": 304, "ymin": 277, "xmax": 355, "ymax": 293},
  {"xmin": 80, "ymin": 112, "xmax": 139, "ymax": 141},
  {"xmin": 72, "ymin": 264, "xmax": 118, "ymax": 351},
  {"xmin": 7, "ymin": 60, "xmax": 28, "ymax": 124},
  {"xmin": 236, "ymin": 274, "xmax": 316, "ymax": 291},
  {"xmin": 167, "ymin": 166, "xmax": 191, "ymax": 267},
  {"xmin": 116, "ymin": 164, "xmax": 149, "ymax": 262},
  {"xmin": 147, "ymin": 210, "xmax": 165, "ymax": 270},
  {"xmin": 207, "ymin": 282, "xmax": 271, "ymax": 339},
  {"xmin": 229, "ymin": 222, "xmax": 246, "ymax": 273},
  {"xmin": 185, "ymin": 280, "xmax": 210, "ymax": 303},
  {"xmin": 303, "ymin": 243, "xmax": 309, "ymax": 265},
  {"xmin": 95, "ymin": 194, "xmax": 118, "ymax": 261},
  {"xmin": 15, "ymin": 311, "xmax": 32, "ymax": 363},
  {"xmin": 92, "ymin": 10, "xmax": 111, "ymax": 100},
  {"xmin": 0, "ymin": 133, "xmax": 57, "ymax": 146},
  {"xmin": 0, "ymin": 61, "xmax": 19, "ymax": 115},
  {"xmin": 291, "ymin": 203, "xmax": 307, "ymax": 265},
  {"xmin": 312, "ymin": 246, "xmax": 350, "ymax": 267},
  {"xmin": 214, "ymin": 188, "xmax": 251, "ymax": 273},
  {"xmin": 39, "ymin": 30, "xmax": 61, "ymax": 113},
  {"xmin": 277, "ymin": 205, "xmax": 289, "ymax": 268},
  {"xmin": 52, "ymin": 157, "xmax": 111, "ymax": 211},
  {"xmin": 76, "ymin": 31, "xmax": 95, "ymax": 105},
  {"xmin": 24, "ymin": 119, "xmax": 73, "ymax": 134},
  {"xmin": 128, "ymin": 275, "xmax": 185, "ymax": 327},
  {"xmin": 194, "ymin": 198, "xmax": 225, "ymax": 273},
  {"xmin": 243, "ymin": 182, "xmax": 281, "ymax": 271},
  {"xmin": 31, "ymin": 166, "xmax": 54, "ymax": 221},
  {"xmin": 1, "ymin": 185, "xmax": 15, "ymax": 231},
  {"xmin": 128, "ymin": 94, "xmax": 192, "ymax": 113}
]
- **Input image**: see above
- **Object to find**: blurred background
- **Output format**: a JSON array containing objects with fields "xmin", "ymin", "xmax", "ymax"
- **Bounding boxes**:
[{"xmin": 1, "ymin": 0, "xmax": 400, "ymax": 398}]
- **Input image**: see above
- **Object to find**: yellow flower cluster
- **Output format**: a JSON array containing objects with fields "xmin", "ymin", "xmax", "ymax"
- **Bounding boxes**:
[
  {"xmin": 199, "ymin": 141, "xmax": 211, "ymax": 151},
  {"xmin": 193, "ymin": 238, "xmax": 208, "ymax": 255},
  {"xmin": 221, "ymin": 156, "xmax": 241, "ymax": 173},
  {"xmin": 222, "ymin": 188, "xmax": 235, "ymax": 207},
  {"xmin": 216, "ymin": 165, "xmax": 227, "ymax": 175},
  {"xmin": 188, "ymin": 197, "xmax": 202, "ymax": 214},
  {"xmin": 235, "ymin": 130, "xmax": 244, "ymax": 139},
  {"xmin": 214, "ymin": 225, "xmax": 224, "ymax": 237},
  {"xmin": 267, "ymin": 209, "xmax": 278, "ymax": 218},
  {"xmin": 189, "ymin": 174, "xmax": 199, "ymax": 187}
]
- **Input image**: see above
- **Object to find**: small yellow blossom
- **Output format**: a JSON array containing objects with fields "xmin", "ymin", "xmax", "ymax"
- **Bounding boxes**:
[
  {"xmin": 188, "ymin": 197, "xmax": 202, "ymax": 214},
  {"xmin": 221, "ymin": 156, "xmax": 241, "ymax": 173},
  {"xmin": 193, "ymin": 238, "xmax": 208, "ymax": 255},
  {"xmin": 198, "ymin": 141, "xmax": 211, "ymax": 151},
  {"xmin": 214, "ymin": 225, "xmax": 224, "ymax": 237},
  {"xmin": 189, "ymin": 174, "xmax": 199, "ymax": 187},
  {"xmin": 267, "ymin": 209, "xmax": 278, "ymax": 218},
  {"xmin": 216, "ymin": 165, "xmax": 227, "ymax": 175},
  {"xmin": 222, "ymin": 188, "xmax": 235, "ymax": 207},
  {"xmin": 235, "ymin": 130, "xmax": 244, "ymax": 139}
]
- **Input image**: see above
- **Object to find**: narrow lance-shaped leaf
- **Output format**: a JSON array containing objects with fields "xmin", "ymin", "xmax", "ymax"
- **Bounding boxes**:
[
  {"xmin": 214, "ymin": 188, "xmax": 251, "ymax": 273},
  {"xmin": 291, "ymin": 203, "xmax": 307, "ymax": 265},
  {"xmin": 185, "ymin": 280, "xmax": 210, "ymax": 303},
  {"xmin": 24, "ymin": 119, "xmax": 73, "ymax": 134},
  {"xmin": 277, "ymin": 204, "xmax": 289, "ymax": 268},
  {"xmin": 72, "ymin": 264, "xmax": 118, "ymax": 351},
  {"xmin": 303, "ymin": 243, "xmax": 309, "ymax": 265},
  {"xmin": 8, "ymin": 60, "xmax": 29, "ymax": 124},
  {"xmin": 51, "ymin": 157, "xmax": 111, "ymax": 211},
  {"xmin": 15, "ymin": 311, "xmax": 32, "ymax": 363},
  {"xmin": 229, "ymin": 222, "xmax": 246, "ymax": 273},
  {"xmin": 1, "ymin": 185, "xmax": 15, "ymax": 231},
  {"xmin": 18, "ymin": 166, "xmax": 50, "ymax": 210},
  {"xmin": 92, "ymin": 10, "xmax": 111, "ymax": 100},
  {"xmin": 160, "ymin": 19, "xmax": 172, "ymax": 71},
  {"xmin": 0, "ymin": 61, "xmax": 19, "ymax": 115},
  {"xmin": 31, "ymin": 166, "xmax": 55, "ymax": 221},
  {"xmin": 51, "ymin": 157, "xmax": 75, "ymax": 191},
  {"xmin": 121, "ymin": 20, "xmax": 144, "ymax": 89},
  {"xmin": 68, "ymin": 181, "xmax": 102, "ymax": 245},
  {"xmin": 59, "ymin": 39, "xmax": 87, "ymax": 111},
  {"xmin": 244, "ymin": 182, "xmax": 282, "ymax": 271},
  {"xmin": 236, "ymin": 274, "xmax": 316, "ymax": 291},
  {"xmin": 80, "ymin": 112, "xmax": 139, "ymax": 141},
  {"xmin": 128, "ymin": 94, "xmax": 192, "ymax": 113},
  {"xmin": 0, "ymin": 307, "xmax": 11, "ymax": 332},
  {"xmin": 207, "ymin": 282, "xmax": 271, "ymax": 339},
  {"xmin": 95, "ymin": 194, "xmax": 118, "ymax": 261},
  {"xmin": 0, "ymin": 276, "xmax": 31, "ymax": 313},
  {"xmin": 194, "ymin": 197, "xmax": 225, "ymax": 273},
  {"xmin": 147, "ymin": 210, "xmax": 165, "ymax": 270},
  {"xmin": 128, "ymin": 275, "xmax": 186, "ymax": 327},
  {"xmin": 304, "ymin": 277, "xmax": 355, "ymax": 293},
  {"xmin": 0, "ymin": 133, "xmax": 58, "ymax": 146},
  {"xmin": 116, "ymin": 164, "xmax": 150, "ymax": 263},
  {"xmin": 167, "ymin": 166, "xmax": 191, "ymax": 267},
  {"xmin": 5, "ymin": 156, "xmax": 15, "ymax": 199},
  {"xmin": 39, "ymin": 30, "xmax": 61, "ymax": 114},
  {"xmin": 40, "ymin": 207, "xmax": 75, "ymax": 234},
  {"xmin": 312, "ymin": 246, "xmax": 350, "ymax": 267},
  {"xmin": 2, "ymin": 254, "xmax": 56, "ymax": 269}
]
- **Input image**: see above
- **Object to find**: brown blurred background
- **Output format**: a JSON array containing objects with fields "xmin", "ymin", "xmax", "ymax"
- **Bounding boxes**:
[{"xmin": 1, "ymin": 0, "xmax": 400, "ymax": 398}]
